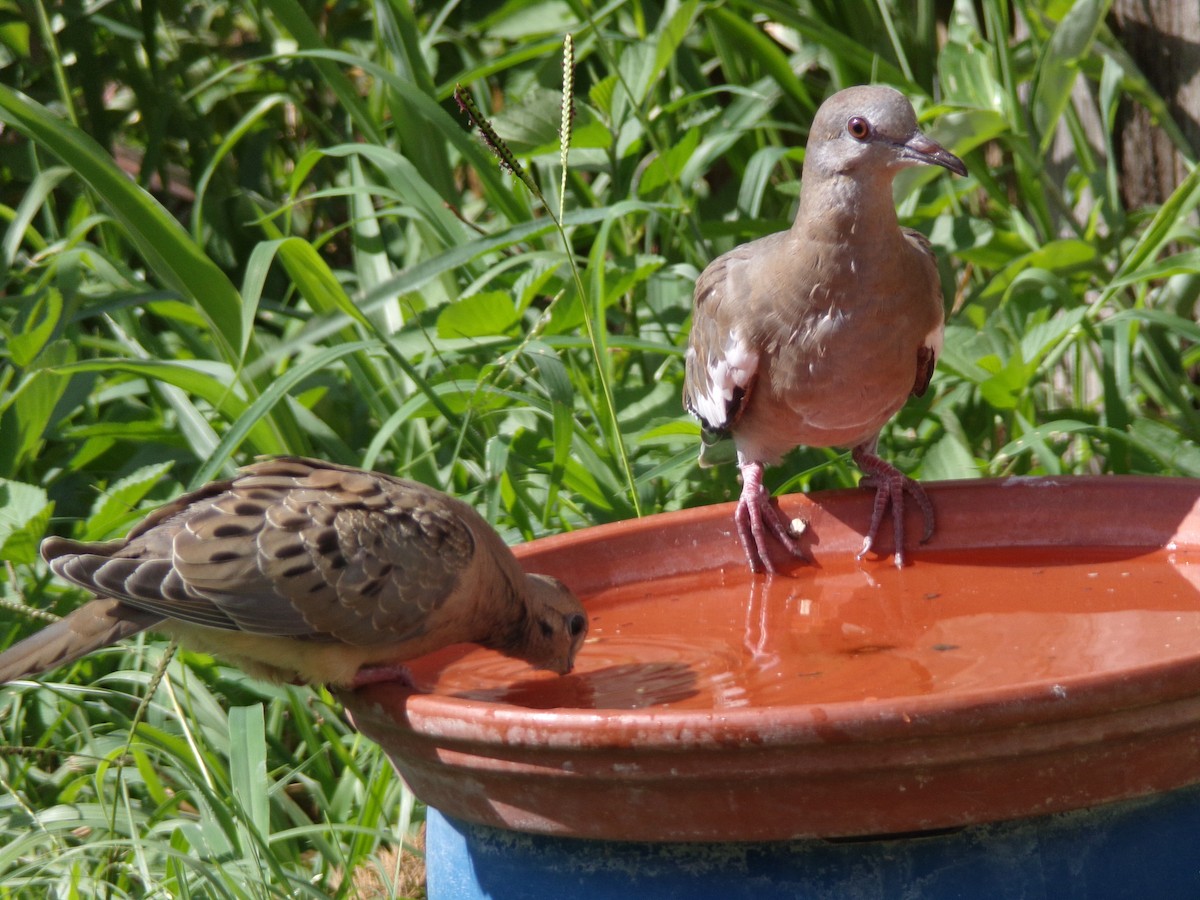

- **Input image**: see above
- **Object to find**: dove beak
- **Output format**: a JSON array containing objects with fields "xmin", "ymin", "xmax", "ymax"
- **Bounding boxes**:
[
  {"xmin": 900, "ymin": 131, "xmax": 967, "ymax": 177},
  {"xmin": 539, "ymin": 636, "xmax": 584, "ymax": 676},
  {"xmin": 538, "ymin": 657, "xmax": 574, "ymax": 676}
]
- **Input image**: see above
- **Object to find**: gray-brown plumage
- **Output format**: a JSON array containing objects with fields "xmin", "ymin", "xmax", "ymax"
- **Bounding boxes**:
[
  {"xmin": 683, "ymin": 85, "xmax": 966, "ymax": 573},
  {"xmin": 0, "ymin": 457, "xmax": 588, "ymax": 686}
]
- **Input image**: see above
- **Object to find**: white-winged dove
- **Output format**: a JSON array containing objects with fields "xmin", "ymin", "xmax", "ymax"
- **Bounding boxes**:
[
  {"xmin": 0, "ymin": 457, "xmax": 587, "ymax": 686},
  {"xmin": 684, "ymin": 85, "xmax": 966, "ymax": 574}
]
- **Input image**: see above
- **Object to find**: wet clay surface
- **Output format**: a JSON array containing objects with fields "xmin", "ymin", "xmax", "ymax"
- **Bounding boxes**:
[
  {"xmin": 347, "ymin": 481, "xmax": 1200, "ymax": 840},
  {"xmin": 406, "ymin": 546, "xmax": 1200, "ymax": 712}
]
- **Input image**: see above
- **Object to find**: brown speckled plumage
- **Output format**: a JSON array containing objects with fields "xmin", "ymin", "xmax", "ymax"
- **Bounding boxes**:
[{"xmin": 0, "ymin": 457, "xmax": 587, "ymax": 686}]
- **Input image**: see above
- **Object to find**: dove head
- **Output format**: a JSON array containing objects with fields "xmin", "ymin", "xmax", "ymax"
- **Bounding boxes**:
[
  {"xmin": 519, "ymin": 573, "xmax": 588, "ymax": 675},
  {"xmin": 803, "ymin": 85, "xmax": 966, "ymax": 182}
]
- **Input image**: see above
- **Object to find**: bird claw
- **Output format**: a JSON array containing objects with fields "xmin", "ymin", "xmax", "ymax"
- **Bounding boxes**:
[
  {"xmin": 856, "ymin": 532, "xmax": 881, "ymax": 561},
  {"xmin": 852, "ymin": 449, "xmax": 935, "ymax": 568},
  {"xmin": 735, "ymin": 462, "xmax": 807, "ymax": 575}
]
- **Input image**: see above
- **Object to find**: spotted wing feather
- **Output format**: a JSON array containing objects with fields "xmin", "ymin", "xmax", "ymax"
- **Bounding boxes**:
[{"xmin": 42, "ymin": 458, "xmax": 476, "ymax": 647}]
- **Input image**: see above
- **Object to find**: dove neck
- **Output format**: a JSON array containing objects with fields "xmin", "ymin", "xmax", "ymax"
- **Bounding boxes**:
[
  {"xmin": 480, "ymin": 574, "xmax": 531, "ymax": 656},
  {"xmin": 794, "ymin": 173, "xmax": 901, "ymax": 246},
  {"xmin": 465, "ymin": 531, "xmax": 532, "ymax": 654}
]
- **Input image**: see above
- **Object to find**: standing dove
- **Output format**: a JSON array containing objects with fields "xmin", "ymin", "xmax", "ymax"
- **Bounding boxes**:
[
  {"xmin": 0, "ymin": 457, "xmax": 588, "ymax": 686},
  {"xmin": 684, "ymin": 85, "xmax": 966, "ymax": 573}
]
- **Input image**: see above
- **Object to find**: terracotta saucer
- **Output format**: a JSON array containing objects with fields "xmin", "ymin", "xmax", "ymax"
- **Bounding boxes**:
[{"xmin": 345, "ymin": 477, "xmax": 1200, "ymax": 841}]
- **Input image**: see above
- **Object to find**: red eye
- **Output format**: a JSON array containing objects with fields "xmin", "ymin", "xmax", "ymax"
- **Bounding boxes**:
[{"xmin": 847, "ymin": 116, "xmax": 871, "ymax": 140}]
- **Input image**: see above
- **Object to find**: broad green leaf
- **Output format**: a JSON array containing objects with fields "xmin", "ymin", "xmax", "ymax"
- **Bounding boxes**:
[
  {"xmin": 490, "ymin": 86, "xmax": 567, "ymax": 154},
  {"xmin": 8, "ymin": 289, "xmax": 62, "ymax": 367},
  {"xmin": 6, "ymin": 339, "xmax": 73, "ymax": 470},
  {"xmin": 651, "ymin": 0, "xmax": 700, "ymax": 88},
  {"xmin": 82, "ymin": 461, "xmax": 176, "ymax": 542},
  {"xmin": 921, "ymin": 432, "xmax": 982, "ymax": 481},
  {"xmin": 437, "ymin": 291, "xmax": 520, "ymax": 339},
  {"xmin": 589, "ymin": 74, "xmax": 617, "ymax": 118},
  {"xmin": 229, "ymin": 705, "xmax": 270, "ymax": 857},
  {"xmin": 938, "ymin": 35, "xmax": 1001, "ymax": 110},
  {"xmin": 0, "ymin": 479, "xmax": 52, "ymax": 565},
  {"xmin": 1021, "ymin": 306, "xmax": 1087, "ymax": 366},
  {"xmin": 982, "ymin": 241, "xmax": 1098, "ymax": 300},
  {"xmin": 1127, "ymin": 419, "xmax": 1200, "ymax": 477},
  {"xmin": 639, "ymin": 127, "xmax": 701, "ymax": 196}
]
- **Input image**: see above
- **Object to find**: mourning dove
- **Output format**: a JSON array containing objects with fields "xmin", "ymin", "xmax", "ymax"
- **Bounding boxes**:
[
  {"xmin": 0, "ymin": 457, "xmax": 588, "ymax": 686},
  {"xmin": 684, "ymin": 85, "xmax": 966, "ymax": 573}
]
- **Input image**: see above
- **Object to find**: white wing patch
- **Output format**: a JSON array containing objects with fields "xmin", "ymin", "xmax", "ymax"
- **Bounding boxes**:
[
  {"xmin": 689, "ymin": 328, "xmax": 759, "ymax": 430},
  {"xmin": 923, "ymin": 321, "xmax": 944, "ymax": 357}
]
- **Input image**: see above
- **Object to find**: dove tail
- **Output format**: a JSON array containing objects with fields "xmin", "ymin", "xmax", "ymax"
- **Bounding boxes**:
[{"xmin": 0, "ymin": 598, "xmax": 162, "ymax": 683}]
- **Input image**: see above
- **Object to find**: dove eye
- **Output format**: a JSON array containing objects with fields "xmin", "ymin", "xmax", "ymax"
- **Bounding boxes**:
[
  {"xmin": 568, "ymin": 614, "xmax": 587, "ymax": 638},
  {"xmin": 847, "ymin": 116, "xmax": 871, "ymax": 141}
]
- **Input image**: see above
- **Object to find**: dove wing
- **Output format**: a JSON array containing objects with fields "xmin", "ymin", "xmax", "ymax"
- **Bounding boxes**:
[{"xmin": 44, "ymin": 458, "xmax": 477, "ymax": 647}]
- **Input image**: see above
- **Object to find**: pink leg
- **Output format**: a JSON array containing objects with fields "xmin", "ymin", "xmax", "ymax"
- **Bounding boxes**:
[
  {"xmin": 735, "ymin": 456, "xmax": 806, "ymax": 575},
  {"xmin": 851, "ymin": 442, "xmax": 935, "ymax": 568},
  {"xmin": 350, "ymin": 663, "xmax": 415, "ymax": 689}
]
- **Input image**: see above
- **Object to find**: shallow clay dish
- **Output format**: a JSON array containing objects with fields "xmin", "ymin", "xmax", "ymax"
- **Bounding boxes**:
[{"xmin": 344, "ymin": 477, "xmax": 1200, "ymax": 841}]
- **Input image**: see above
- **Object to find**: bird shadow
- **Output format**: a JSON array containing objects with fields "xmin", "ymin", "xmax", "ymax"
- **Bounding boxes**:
[
  {"xmin": 449, "ymin": 660, "xmax": 699, "ymax": 711},
  {"xmin": 338, "ymin": 660, "xmax": 699, "ymax": 712}
]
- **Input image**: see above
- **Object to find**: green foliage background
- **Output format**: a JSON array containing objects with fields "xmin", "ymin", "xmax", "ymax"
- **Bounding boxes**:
[{"xmin": 1, "ymin": 0, "xmax": 1197, "ymax": 894}]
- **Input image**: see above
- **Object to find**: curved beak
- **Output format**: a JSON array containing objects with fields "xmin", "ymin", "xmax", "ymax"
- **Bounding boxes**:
[{"xmin": 900, "ymin": 131, "xmax": 967, "ymax": 177}]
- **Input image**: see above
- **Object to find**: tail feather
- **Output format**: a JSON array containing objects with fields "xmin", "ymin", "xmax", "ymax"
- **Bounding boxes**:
[{"xmin": 0, "ymin": 598, "xmax": 163, "ymax": 683}]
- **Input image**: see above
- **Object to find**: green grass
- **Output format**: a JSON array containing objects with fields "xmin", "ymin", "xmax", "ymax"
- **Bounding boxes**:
[{"xmin": 2, "ymin": 0, "xmax": 1198, "ymax": 894}]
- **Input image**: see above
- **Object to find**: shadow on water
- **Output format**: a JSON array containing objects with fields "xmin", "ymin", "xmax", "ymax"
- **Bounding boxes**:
[{"xmin": 450, "ymin": 660, "xmax": 699, "ymax": 710}]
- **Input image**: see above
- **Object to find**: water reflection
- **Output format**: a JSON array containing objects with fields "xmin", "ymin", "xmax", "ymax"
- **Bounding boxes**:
[{"xmin": 407, "ymin": 546, "xmax": 1200, "ymax": 713}]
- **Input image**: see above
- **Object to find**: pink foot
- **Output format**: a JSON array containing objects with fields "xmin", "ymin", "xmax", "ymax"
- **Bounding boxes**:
[
  {"xmin": 851, "ymin": 444, "xmax": 935, "ymax": 569},
  {"xmin": 350, "ymin": 663, "xmax": 415, "ymax": 689},
  {"xmin": 735, "ymin": 457, "xmax": 806, "ymax": 575}
]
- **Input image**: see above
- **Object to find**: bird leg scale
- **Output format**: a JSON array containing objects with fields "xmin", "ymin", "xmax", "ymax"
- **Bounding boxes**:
[
  {"xmin": 851, "ymin": 444, "xmax": 935, "ymax": 568},
  {"xmin": 735, "ymin": 459, "xmax": 805, "ymax": 575}
]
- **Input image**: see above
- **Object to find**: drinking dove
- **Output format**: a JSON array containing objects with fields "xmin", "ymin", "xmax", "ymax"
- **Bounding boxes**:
[
  {"xmin": 0, "ymin": 457, "xmax": 588, "ymax": 685},
  {"xmin": 684, "ymin": 85, "xmax": 966, "ymax": 573}
]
